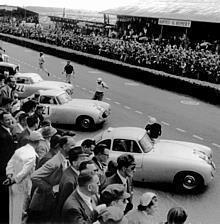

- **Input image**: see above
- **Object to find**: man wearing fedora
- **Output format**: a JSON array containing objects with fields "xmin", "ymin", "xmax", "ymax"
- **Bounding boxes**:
[
  {"xmin": 35, "ymin": 125, "xmax": 57, "ymax": 161},
  {"xmin": 3, "ymin": 131, "xmax": 42, "ymax": 224}
]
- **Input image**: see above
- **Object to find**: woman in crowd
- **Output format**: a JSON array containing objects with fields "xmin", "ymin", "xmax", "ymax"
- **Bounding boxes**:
[{"xmin": 126, "ymin": 192, "xmax": 158, "ymax": 224}]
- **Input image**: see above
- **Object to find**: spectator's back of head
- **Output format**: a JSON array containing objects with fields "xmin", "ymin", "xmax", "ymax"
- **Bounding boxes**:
[
  {"xmin": 93, "ymin": 144, "xmax": 108, "ymax": 156},
  {"xmin": 21, "ymin": 100, "xmax": 37, "ymax": 114},
  {"xmin": 26, "ymin": 115, "xmax": 39, "ymax": 129},
  {"xmin": 167, "ymin": 207, "xmax": 188, "ymax": 224},
  {"xmin": 78, "ymin": 172, "xmax": 94, "ymax": 188},
  {"xmin": 117, "ymin": 154, "xmax": 135, "ymax": 170}
]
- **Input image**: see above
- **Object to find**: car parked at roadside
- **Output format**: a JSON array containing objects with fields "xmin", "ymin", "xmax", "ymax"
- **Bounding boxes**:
[
  {"xmin": 14, "ymin": 72, "xmax": 73, "ymax": 98},
  {"xmin": 0, "ymin": 61, "xmax": 19, "ymax": 76},
  {"xmin": 93, "ymin": 126, "xmax": 215, "ymax": 193},
  {"xmin": 26, "ymin": 89, "xmax": 111, "ymax": 130}
]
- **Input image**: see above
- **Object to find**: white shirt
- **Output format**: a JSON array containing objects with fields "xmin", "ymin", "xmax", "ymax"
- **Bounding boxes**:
[
  {"xmin": 71, "ymin": 166, "xmax": 80, "ymax": 175},
  {"xmin": 77, "ymin": 187, "xmax": 93, "ymax": 211},
  {"xmin": 117, "ymin": 170, "xmax": 127, "ymax": 189},
  {"xmin": 39, "ymin": 55, "xmax": 45, "ymax": 64}
]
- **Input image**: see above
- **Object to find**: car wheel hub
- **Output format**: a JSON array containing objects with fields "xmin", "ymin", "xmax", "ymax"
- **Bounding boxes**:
[
  {"xmin": 183, "ymin": 175, "xmax": 197, "ymax": 190},
  {"xmin": 81, "ymin": 119, "xmax": 90, "ymax": 129}
]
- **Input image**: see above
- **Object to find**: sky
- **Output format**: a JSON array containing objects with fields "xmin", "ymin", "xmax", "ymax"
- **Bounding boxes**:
[{"xmin": 0, "ymin": 0, "xmax": 138, "ymax": 11}]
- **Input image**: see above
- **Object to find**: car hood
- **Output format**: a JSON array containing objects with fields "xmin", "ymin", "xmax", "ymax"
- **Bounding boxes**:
[
  {"xmin": 67, "ymin": 99, "xmax": 110, "ymax": 110},
  {"xmin": 36, "ymin": 81, "xmax": 72, "ymax": 90},
  {"xmin": 153, "ymin": 139, "xmax": 212, "ymax": 159}
]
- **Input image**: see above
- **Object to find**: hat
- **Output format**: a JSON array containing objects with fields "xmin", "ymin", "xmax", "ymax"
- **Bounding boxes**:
[
  {"xmin": 101, "ymin": 184, "xmax": 130, "ymax": 205},
  {"xmin": 97, "ymin": 77, "xmax": 102, "ymax": 82},
  {"xmin": 147, "ymin": 117, "xmax": 157, "ymax": 125},
  {"xmin": 41, "ymin": 126, "xmax": 57, "ymax": 138},
  {"xmin": 29, "ymin": 131, "xmax": 44, "ymax": 141},
  {"xmin": 139, "ymin": 192, "xmax": 157, "ymax": 207}
]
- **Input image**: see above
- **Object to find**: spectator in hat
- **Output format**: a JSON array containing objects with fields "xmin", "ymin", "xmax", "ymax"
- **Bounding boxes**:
[
  {"xmin": 104, "ymin": 154, "xmax": 136, "ymax": 214},
  {"xmin": 126, "ymin": 192, "xmax": 158, "ymax": 224},
  {"xmin": 37, "ymin": 134, "xmax": 61, "ymax": 168},
  {"xmin": 56, "ymin": 146, "xmax": 88, "ymax": 218},
  {"xmin": 35, "ymin": 125, "xmax": 57, "ymax": 160},
  {"xmin": 99, "ymin": 184, "xmax": 130, "ymax": 224},
  {"xmin": 3, "ymin": 131, "xmax": 42, "ymax": 224}
]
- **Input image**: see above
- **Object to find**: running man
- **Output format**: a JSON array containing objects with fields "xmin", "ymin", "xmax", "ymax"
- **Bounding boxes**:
[
  {"xmin": 62, "ymin": 60, "xmax": 75, "ymax": 84},
  {"xmin": 92, "ymin": 77, "xmax": 109, "ymax": 101},
  {"xmin": 39, "ymin": 52, "xmax": 50, "ymax": 76}
]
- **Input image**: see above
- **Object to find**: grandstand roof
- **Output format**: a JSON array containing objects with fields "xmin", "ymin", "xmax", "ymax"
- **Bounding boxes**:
[
  {"xmin": 0, "ymin": 5, "xmax": 38, "ymax": 16},
  {"xmin": 101, "ymin": 0, "xmax": 220, "ymax": 23}
]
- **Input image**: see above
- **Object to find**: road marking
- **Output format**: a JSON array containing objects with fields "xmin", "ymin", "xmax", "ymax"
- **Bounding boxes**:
[
  {"xmin": 192, "ymin": 135, "xmax": 204, "ymax": 140},
  {"xmin": 135, "ymin": 110, "xmax": 143, "ymax": 114},
  {"xmin": 124, "ymin": 82, "xmax": 139, "ymax": 86},
  {"xmin": 75, "ymin": 84, "xmax": 79, "ymax": 87},
  {"xmin": 176, "ymin": 128, "xmax": 186, "ymax": 133},
  {"xmin": 180, "ymin": 100, "xmax": 200, "ymax": 105},
  {"xmin": 82, "ymin": 87, "xmax": 87, "ymax": 90},
  {"xmin": 105, "ymin": 98, "xmax": 111, "ymax": 100},
  {"xmin": 161, "ymin": 121, "xmax": 170, "ymax": 126},
  {"xmin": 124, "ymin": 106, "xmax": 131, "ymax": 109},
  {"xmin": 88, "ymin": 70, "xmax": 102, "ymax": 74},
  {"xmin": 114, "ymin": 101, "xmax": 120, "ymax": 105},
  {"xmin": 212, "ymin": 143, "xmax": 220, "ymax": 148}
]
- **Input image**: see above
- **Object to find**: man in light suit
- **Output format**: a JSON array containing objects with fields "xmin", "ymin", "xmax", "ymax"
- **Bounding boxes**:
[
  {"xmin": 28, "ymin": 136, "xmax": 75, "ymax": 222},
  {"xmin": 62, "ymin": 172, "xmax": 105, "ymax": 224},
  {"xmin": 3, "ymin": 131, "xmax": 41, "ymax": 224}
]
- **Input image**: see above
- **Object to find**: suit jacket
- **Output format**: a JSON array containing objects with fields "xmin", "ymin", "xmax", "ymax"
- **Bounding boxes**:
[
  {"xmin": 6, "ymin": 144, "xmax": 37, "ymax": 194},
  {"xmin": 62, "ymin": 190, "xmax": 98, "ymax": 224},
  {"xmin": 56, "ymin": 166, "xmax": 78, "ymax": 216},
  {"xmin": 29, "ymin": 151, "xmax": 65, "ymax": 211}
]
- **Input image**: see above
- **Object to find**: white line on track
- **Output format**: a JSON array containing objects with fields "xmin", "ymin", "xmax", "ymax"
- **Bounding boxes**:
[
  {"xmin": 124, "ymin": 106, "xmax": 131, "ymax": 109},
  {"xmin": 176, "ymin": 128, "xmax": 186, "ymax": 133},
  {"xmin": 75, "ymin": 84, "xmax": 79, "ymax": 87},
  {"xmin": 192, "ymin": 135, "xmax": 204, "ymax": 140},
  {"xmin": 105, "ymin": 98, "xmax": 111, "ymax": 100},
  {"xmin": 114, "ymin": 102, "xmax": 120, "ymax": 105},
  {"xmin": 82, "ymin": 87, "xmax": 87, "ymax": 90},
  {"xmin": 161, "ymin": 121, "xmax": 170, "ymax": 126},
  {"xmin": 135, "ymin": 110, "xmax": 143, "ymax": 114},
  {"xmin": 212, "ymin": 143, "xmax": 220, "ymax": 148}
]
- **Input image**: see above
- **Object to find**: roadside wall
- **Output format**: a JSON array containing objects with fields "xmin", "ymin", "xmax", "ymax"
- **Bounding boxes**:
[{"xmin": 1, "ymin": 33, "xmax": 220, "ymax": 105}]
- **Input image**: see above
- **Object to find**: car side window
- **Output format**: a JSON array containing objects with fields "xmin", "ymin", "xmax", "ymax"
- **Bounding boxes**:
[
  {"xmin": 97, "ymin": 139, "xmax": 111, "ymax": 149},
  {"xmin": 113, "ymin": 139, "xmax": 141, "ymax": 153},
  {"xmin": 16, "ymin": 78, "xmax": 30, "ymax": 84},
  {"xmin": 40, "ymin": 96, "xmax": 57, "ymax": 105}
]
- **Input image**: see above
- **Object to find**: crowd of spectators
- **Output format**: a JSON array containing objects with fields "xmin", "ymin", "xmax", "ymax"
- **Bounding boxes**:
[
  {"xmin": 0, "ymin": 72, "xmax": 190, "ymax": 224},
  {"xmin": 1, "ymin": 21, "xmax": 220, "ymax": 84}
]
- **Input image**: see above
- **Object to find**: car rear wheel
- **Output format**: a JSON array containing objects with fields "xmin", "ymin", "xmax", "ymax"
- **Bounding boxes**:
[
  {"xmin": 76, "ymin": 116, "xmax": 94, "ymax": 130},
  {"xmin": 174, "ymin": 171, "xmax": 204, "ymax": 193}
]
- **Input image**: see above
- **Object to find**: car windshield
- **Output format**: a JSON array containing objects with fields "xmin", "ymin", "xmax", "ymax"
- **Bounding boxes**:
[
  {"xmin": 31, "ymin": 75, "xmax": 43, "ymax": 83},
  {"xmin": 139, "ymin": 133, "xmax": 153, "ymax": 153},
  {"xmin": 57, "ymin": 92, "xmax": 71, "ymax": 104}
]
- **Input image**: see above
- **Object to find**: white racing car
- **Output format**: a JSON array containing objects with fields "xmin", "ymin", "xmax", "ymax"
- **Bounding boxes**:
[
  {"xmin": 93, "ymin": 127, "xmax": 216, "ymax": 192},
  {"xmin": 14, "ymin": 73, "xmax": 73, "ymax": 98},
  {"xmin": 27, "ymin": 89, "xmax": 111, "ymax": 130}
]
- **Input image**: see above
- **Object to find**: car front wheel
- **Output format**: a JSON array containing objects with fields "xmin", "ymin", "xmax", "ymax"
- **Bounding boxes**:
[
  {"xmin": 76, "ymin": 116, "xmax": 94, "ymax": 130},
  {"xmin": 174, "ymin": 171, "xmax": 204, "ymax": 193}
]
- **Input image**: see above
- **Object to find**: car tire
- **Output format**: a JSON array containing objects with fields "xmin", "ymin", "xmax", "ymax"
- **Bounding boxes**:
[
  {"xmin": 174, "ymin": 171, "xmax": 204, "ymax": 193},
  {"xmin": 76, "ymin": 116, "xmax": 94, "ymax": 130}
]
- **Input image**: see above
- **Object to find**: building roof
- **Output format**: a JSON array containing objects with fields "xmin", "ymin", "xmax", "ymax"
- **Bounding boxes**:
[
  {"xmin": 0, "ymin": 5, "xmax": 38, "ymax": 16},
  {"xmin": 101, "ymin": 0, "xmax": 220, "ymax": 23}
]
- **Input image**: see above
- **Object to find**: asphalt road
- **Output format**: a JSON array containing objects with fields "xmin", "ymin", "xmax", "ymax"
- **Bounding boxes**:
[{"xmin": 2, "ymin": 41, "xmax": 220, "ymax": 224}]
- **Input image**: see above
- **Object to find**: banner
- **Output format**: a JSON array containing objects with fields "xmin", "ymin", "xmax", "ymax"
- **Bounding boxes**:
[{"xmin": 158, "ymin": 18, "xmax": 191, "ymax": 28}]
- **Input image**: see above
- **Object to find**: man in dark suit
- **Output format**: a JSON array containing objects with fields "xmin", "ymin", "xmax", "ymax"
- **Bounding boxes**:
[
  {"xmin": 56, "ymin": 146, "xmax": 87, "ymax": 217},
  {"xmin": 62, "ymin": 173, "xmax": 104, "ymax": 224},
  {"xmin": 92, "ymin": 144, "xmax": 110, "ymax": 189},
  {"xmin": 104, "ymin": 154, "xmax": 136, "ymax": 214},
  {"xmin": 0, "ymin": 111, "xmax": 16, "ymax": 223}
]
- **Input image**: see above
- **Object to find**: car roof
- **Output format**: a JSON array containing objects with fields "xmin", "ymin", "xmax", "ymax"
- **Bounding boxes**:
[
  {"xmin": 103, "ymin": 127, "xmax": 146, "ymax": 140},
  {"xmin": 15, "ymin": 73, "xmax": 41, "ymax": 78},
  {"xmin": 0, "ymin": 62, "xmax": 18, "ymax": 67},
  {"xmin": 38, "ymin": 89, "xmax": 66, "ymax": 97}
]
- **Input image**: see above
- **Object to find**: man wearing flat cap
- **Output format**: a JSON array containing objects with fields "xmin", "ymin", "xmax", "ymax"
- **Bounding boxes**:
[
  {"xmin": 104, "ymin": 154, "xmax": 136, "ymax": 214},
  {"xmin": 3, "ymin": 131, "xmax": 42, "ymax": 224}
]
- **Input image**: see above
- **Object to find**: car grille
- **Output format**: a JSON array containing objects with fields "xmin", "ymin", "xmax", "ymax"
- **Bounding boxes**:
[
  {"xmin": 102, "ymin": 110, "xmax": 110, "ymax": 118},
  {"xmin": 66, "ymin": 89, "xmax": 73, "ymax": 95}
]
